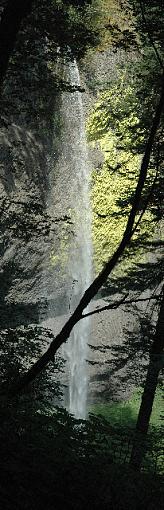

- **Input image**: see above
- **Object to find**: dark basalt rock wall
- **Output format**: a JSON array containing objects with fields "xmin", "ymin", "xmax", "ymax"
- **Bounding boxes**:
[
  {"xmin": 0, "ymin": 10, "xmax": 71, "ymax": 326},
  {"xmin": 0, "ymin": 7, "xmax": 144, "ymax": 403}
]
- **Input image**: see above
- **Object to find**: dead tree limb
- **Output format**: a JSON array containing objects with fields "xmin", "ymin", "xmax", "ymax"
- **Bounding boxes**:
[{"xmin": 82, "ymin": 294, "xmax": 161, "ymax": 319}]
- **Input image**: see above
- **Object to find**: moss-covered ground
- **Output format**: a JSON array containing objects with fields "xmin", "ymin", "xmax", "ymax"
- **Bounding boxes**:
[{"xmin": 88, "ymin": 386, "xmax": 163, "ymax": 428}]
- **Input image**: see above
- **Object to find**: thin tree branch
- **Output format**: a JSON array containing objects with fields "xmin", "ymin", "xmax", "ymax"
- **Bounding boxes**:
[
  {"xmin": 131, "ymin": 169, "xmax": 158, "ymax": 236},
  {"xmin": 82, "ymin": 294, "xmax": 161, "ymax": 319},
  {"xmin": 132, "ymin": 134, "xmax": 161, "ymax": 237},
  {"xmin": 9, "ymin": 70, "xmax": 164, "ymax": 397}
]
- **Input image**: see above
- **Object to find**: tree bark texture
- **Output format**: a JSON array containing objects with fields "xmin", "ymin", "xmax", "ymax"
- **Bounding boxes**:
[{"xmin": 130, "ymin": 288, "xmax": 164, "ymax": 470}]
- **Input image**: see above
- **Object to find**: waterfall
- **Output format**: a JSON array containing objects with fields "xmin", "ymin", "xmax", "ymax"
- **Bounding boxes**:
[{"xmin": 61, "ymin": 58, "xmax": 92, "ymax": 419}]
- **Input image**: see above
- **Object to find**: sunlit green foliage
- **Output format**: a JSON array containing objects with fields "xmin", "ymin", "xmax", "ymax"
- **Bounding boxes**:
[
  {"xmin": 87, "ymin": 77, "xmax": 156, "ymax": 272},
  {"xmin": 89, "ymin": 386, "xmax": 163, "ymax": 428},
  {"xmin": 93, "ymin": 0, "xmax": 138, "ymax": 50},
  {"xmin": 87, "ymin": 78, "xmax": 145, "ymax": 150}
]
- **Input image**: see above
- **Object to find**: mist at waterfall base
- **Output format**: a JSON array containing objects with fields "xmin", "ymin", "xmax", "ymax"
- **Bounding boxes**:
[{"xmin": 63, "ymin": 59, "xmax": 92, "ymax": 420}]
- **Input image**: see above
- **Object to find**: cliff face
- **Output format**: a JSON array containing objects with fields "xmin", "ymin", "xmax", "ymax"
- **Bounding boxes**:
[
  {"xmin": 0, "ymin": 13, "xmax": 69, "ymax": 327},
  {"xmin": 0, "ymin": 9, "xmax": 143, "ymax": 404}
]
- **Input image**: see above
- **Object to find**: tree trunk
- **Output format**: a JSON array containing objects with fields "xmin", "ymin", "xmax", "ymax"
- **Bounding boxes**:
[
  {"xmin": 130, "ymin": 288, "xmax": 164, "ymax": 470},
  {"xmin": 0, "ymin": 0, "xmax": 33, "ymax": 88}
]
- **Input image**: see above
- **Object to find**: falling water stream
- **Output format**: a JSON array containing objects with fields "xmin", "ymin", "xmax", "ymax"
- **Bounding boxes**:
[
  {"xmin": 44, "ymin": 53, "xmax": 92, "ymax": 419},
  {"xmin": 62, "ymin": 58, "xmax": 92, "ymax": 419}
]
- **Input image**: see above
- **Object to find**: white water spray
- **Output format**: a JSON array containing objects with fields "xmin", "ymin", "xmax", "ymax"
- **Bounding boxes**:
[{"xmin": 62, "ymin": 58, "xmax": 92, "ymax": 419}]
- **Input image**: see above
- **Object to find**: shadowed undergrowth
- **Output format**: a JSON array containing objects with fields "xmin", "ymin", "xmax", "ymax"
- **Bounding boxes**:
[{"xmin": 0, "ymin": 400, "xmax": 163, "ymax": 510}]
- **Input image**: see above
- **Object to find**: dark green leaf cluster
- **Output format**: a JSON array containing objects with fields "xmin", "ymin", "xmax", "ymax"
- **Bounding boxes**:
[
  {"xmin": 0, "ymin": 400, "xmax": 163, "ymax": 510},
  {"xmin": 131, "ymin": 0, "xmax": 164, "ymax": 55},
  {"xmin": 29, "ymin": 0, "xmax": 101, "ymax": 59},
  {"xmin": 0, "ymin": 325, "xmax": 64, "ymax": 413}
]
